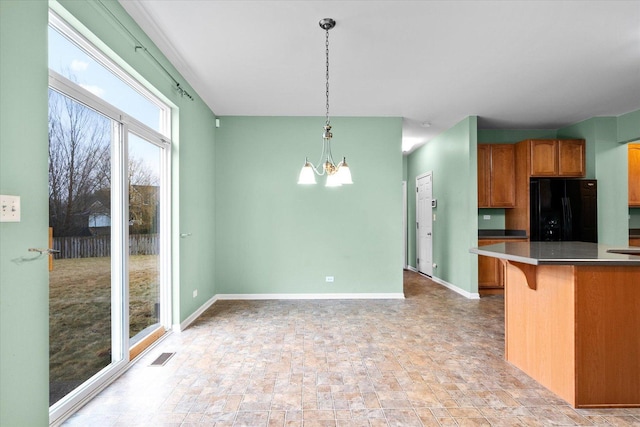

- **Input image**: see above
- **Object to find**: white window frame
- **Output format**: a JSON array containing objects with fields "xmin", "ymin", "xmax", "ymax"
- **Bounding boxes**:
[{"xmin": 48, "ymin": 10, "xmax": 172, "ymax": 426}]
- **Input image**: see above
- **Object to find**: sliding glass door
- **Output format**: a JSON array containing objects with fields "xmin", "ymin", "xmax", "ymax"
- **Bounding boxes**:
[
  {"xmin": 48, "ymin": 90, "xmax": 122, "ymax": 407},
  {"xmin": 128, "ymin": 132, "xmax": 167, "ymax": 359},
  {"xmin": 48, "ymin": 10, "xmax": 172, "ymax": 424}
]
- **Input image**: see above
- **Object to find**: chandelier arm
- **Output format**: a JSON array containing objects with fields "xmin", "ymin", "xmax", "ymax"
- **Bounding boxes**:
[
  {"xmin": 309, "ymin": 162, "xmax": 325, "ymax": 176},
  {"xmin": 310, "ymin": 140, "xmax": 328, "ymax": 175}
]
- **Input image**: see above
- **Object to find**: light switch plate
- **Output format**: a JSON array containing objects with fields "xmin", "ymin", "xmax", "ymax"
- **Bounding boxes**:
[{"xmin": 0, "ymin": 195, "xmax": 20, "ymax": 222}]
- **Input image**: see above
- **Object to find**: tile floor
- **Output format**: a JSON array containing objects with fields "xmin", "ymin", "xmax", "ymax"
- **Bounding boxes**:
[{"xmin": 64, "ymin": 271, "xmax": 640, "ymax": 426}]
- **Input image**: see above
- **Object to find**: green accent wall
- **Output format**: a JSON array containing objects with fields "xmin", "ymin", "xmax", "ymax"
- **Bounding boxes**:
[
  {"xmin": 407, "ymin": 117, "xmax": 478, "ymax": 294},
  {"xmin": 477, "ymin": 128, "xmax": 557, "ymax": 143},
  {"xmin": 0, "ymin": 1, "xmax": 50, "ymax": 425},
  {"xmin": 215, "ymin": 116, "xmax": 403, "ymax": 295},
  {"xmin": 629, "ymin": 209, "xmax": 640, "ymax": 229},
  {"xmin": 478, "ymin": 209, "xmax": 506, "ymax": 229},
  {"xmin": 617, "ymin": 109, "xmax": 640, "ymax": 143}
]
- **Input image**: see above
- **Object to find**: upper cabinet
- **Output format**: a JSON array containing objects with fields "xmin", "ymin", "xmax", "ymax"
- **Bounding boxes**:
[
  {"xmin": 530, "ymin": 139, "xmax": 585, "ymax": 177},
  {"xmin": 478, "ymin": 144, "xmax": 516, "ymax": 208},
  {"xmin": 629, "ymin": 144, "xmax": 640, "ymax": 207}
]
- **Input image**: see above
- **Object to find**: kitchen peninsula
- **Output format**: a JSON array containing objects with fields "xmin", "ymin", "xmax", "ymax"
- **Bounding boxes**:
[{"xmin": 471, "ymin": 241, "xmax": 640, "ymax": 408}]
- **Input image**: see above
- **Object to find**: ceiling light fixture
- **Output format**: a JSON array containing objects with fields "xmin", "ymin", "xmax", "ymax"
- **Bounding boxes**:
[{"xmin": 298, "ymin": 18, "xmax": 353, "ymax": 187}]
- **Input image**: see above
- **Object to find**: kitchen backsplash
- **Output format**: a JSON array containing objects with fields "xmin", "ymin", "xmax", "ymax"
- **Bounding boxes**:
[
  {"xmin": 478, "ymin": 208, "xmax": 505, "ymax": 229},
  {"xmin": 630, "ymin": 208, "xmax": 640, "ymax": 228}
]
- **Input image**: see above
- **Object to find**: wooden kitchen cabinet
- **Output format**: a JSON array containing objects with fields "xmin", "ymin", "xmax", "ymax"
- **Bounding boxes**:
[
  {"xmin": 478, "ymin": 239, "xmax": 503, "ymax": 292},
  {"xmin": 630, "ymin": 238, "xmax": 640, "ymax": 247},
  {"xmin": 558, "ymin": 139, "xmax": 586, "ymax": 176},
  {"xmin": 478, "ymin": 238, "xmax": 528, "ymax": 295},
  {"xmin": 628, "ymin": 144, "xmax": 640, "ymax": 207},
  {"xmin": 478, "ymin": 144, "xmax": 490, "ymax": 207},
  {"xmin": 478, "ymin": 144, "xmax": 516, "ymax": 208},
  {"xmin": 530, "ymin": 139, "xmax": 585, "ymax": 177},
  {"xmin": 530, "ymin": 140, "xmax": 557, "ymax": 176}
]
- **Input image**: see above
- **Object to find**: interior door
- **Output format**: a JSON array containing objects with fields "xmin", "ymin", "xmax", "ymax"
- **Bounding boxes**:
[{"xmin": 416, "ymin": 173, "xmax": 433, "ymax": 276}]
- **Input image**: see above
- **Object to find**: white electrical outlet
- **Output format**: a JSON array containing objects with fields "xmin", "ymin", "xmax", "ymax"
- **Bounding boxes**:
[
  {"xmin": 193, "ymin": 289, "xmax": 198, "ymax": 298},
  {"xmin": 0, "ymin": 195, "xmax": 20, "ymax": 222},
  {"xmin": 325, "ymin": 276, "xmax": 334, "ymax": 283},
  {"xmin": 483, "ymin": 215, "xmax": 491, "ymax": 220}
]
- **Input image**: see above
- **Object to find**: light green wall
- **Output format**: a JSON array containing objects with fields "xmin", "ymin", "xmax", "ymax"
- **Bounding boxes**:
[
  {"xmin": 0, "ymin": 2, "xmax": 50, "ymax": 425},
  {"xmin": 407, "ymin": 117, "xmax": 478, "ymax": 294},
  {"xmin": 1, "ymin": 1, "xmax": 217, "ymax": 423},
  {"xmin": 215, "ymin": 116, "xmax": 403, "ymax": 295},
  {"xmin": 478, "ymin": 209, "xmax": 506, "ymax": 229},
  {"xmin": 477, "ymin": 128, "xmax": 557, "ymax": 143},
  {"xmin": 617, "ymin": 109, "xmax": 640, "ymax": 143},
  {"xmin": 629, "ymin": 209, "xmax": 640, "ymax": 229}
]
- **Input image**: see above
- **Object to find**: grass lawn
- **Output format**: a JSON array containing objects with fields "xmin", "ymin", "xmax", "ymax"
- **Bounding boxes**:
[{"xmin": 49, "ymin": 255, "xmax": 159, "ymax": 405}]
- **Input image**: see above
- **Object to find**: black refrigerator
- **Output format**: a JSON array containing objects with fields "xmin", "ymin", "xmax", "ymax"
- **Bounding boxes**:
[{"xmin": 530, "ymin": 178, "xmax": 598, "ymax": 242}]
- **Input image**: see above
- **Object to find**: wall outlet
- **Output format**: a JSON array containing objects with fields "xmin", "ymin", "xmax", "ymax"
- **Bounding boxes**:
[
  {"xmin": 483, "ymin": 215, "xmax": 491, "ymax": 220},
  {"xmin": 193, "ymin": 289, "xmax": 198, "ymax": 298},
  {"xmin": 0, "ymin": 195, "xmax": 20, "ymax": 222},
  {"xmin": 325, "ymin": 276, "xmax": 334, "ymax": 283}
]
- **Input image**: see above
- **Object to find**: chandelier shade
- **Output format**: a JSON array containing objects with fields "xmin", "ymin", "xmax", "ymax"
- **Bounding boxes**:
[{"xmin": 298, "ymin": 18, "xmax": 353, "ymax": 187}]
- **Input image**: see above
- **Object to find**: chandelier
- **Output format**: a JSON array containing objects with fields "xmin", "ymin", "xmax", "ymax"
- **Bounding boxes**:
[{"xmin": 298, "ymin": 18, "xmax": 353, "ymax": 187}]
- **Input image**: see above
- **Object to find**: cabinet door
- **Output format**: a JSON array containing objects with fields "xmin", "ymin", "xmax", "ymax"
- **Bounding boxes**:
[
  {"xmin": 490, "ymin": 144, "xmax": 516, "ymax": 207},
  {"xmin": 478, "ymin": 240, "xmax": 502, "ymax": 288},
  {"xmin": 530, "ymin": 140, "xmax": 558, "ymax": 176},
  {"xmin": 477, "ymin": 144, "xmax": 491, "ymax": 208},
  {"xmin": 629, "ymin": 144, "xmax": 640, "ymax": 207},
  {"xmin": 558, "ymin": 140, "xmax": 585, "ymax": 177}
]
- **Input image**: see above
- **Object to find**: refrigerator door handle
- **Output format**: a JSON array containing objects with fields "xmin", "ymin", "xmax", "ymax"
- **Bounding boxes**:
[{"xmin": 563, "ymin": 197, "xmax": 573, "ymax": 240}]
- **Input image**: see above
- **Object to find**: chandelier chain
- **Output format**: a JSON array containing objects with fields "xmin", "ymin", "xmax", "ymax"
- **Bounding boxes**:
[{"xmin": 325, "ymin": 28, "xmax": 330, "ymax": 126}]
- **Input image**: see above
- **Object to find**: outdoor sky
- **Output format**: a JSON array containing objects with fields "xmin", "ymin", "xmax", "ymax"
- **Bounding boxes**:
[{"xmin": 48, "ymin": 25, "xmax": 165, "ymax": 178}]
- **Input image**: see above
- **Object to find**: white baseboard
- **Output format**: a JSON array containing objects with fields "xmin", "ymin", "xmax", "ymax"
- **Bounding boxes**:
[
  {"xmin": 430, "ymin": 275, "xmax": 480, "ymax": 299},
  {"xmin": 177, "ymin": 294, "xmax": 218, "ymax": 331},
  {"xmin": 217, "ymin": 293, "xmax": 405, "ymax": 300},
  {"xmin": 406, "ymin": 266, "xmax": 479, "ymax": 299}
]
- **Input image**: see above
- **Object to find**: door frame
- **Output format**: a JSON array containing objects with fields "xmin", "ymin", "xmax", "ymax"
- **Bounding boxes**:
[
  {"xmin": 416, "ymin": 172, "xmax": 434, "ymax": 276},
  {"xmin": 402, "ymin": 181, "xmax": 408, "ymax": 269}
]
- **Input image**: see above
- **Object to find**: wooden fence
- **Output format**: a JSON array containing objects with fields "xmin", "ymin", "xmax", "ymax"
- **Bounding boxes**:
[{"xmin": 53, "ymin": 234, "xmax": 159, "ymax": 259}]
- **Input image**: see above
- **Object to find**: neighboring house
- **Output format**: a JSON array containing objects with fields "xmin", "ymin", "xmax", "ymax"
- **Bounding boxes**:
[{"xmin": 87, "ymin": 185, "xmax": 159, "ymax": 235}]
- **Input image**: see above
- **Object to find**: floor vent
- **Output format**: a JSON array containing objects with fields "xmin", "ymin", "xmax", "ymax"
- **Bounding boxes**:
[{"xmin": 150, "ymin": 352, "xmax": 175, "ymax": 367}]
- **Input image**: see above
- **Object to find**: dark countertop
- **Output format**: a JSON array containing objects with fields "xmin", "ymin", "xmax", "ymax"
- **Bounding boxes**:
[
  {"xmin": 470, "ymin": 241, "xmax": 640, "ymax": 266},
  {"xmin": 630, "ymin": 229, "xmax": 640, "ymax": 238},
  {"xmin": 478, "ymin": 229, "xmax": 527, "ymax": 239}
]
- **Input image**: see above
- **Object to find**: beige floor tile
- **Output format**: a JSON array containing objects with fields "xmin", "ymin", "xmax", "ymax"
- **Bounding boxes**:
[{"xmin": 62, "ymin": 271, "xmax": 640, "ymax": 427}]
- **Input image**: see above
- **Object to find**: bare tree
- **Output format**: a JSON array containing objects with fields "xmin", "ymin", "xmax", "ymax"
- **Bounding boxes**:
[
  {"xmin": 48, "ymin": 89, "xmax": 110, "ymax": 237},
  {"xmin": 128, "ymin": 155, "xmax": 160, "ymax": 235}
]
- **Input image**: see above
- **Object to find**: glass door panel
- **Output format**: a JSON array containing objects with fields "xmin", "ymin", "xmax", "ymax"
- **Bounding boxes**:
[
  {"xmin": 128, "ymin": 132, "xmax": 163, "ymax": 357},
  {"xmin": 48, "ymin": 89, "xmax": 119, "ymax": 406}
]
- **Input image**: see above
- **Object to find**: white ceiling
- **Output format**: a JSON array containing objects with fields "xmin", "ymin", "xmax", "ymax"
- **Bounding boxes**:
[{"xmin": 120, "ymin": 0, "xmax": 640, "ymax": 152}]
